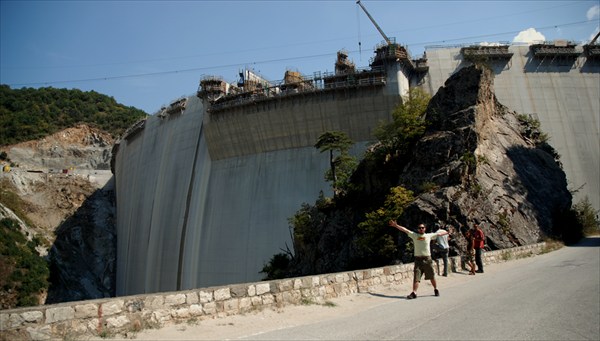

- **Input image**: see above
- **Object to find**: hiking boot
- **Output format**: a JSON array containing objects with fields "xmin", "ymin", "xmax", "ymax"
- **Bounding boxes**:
[
  {"xmin": 407, "ymin": 292, "xmax": 417, "ymax": 299},
  {"xmin": 434, "ymin": 289, "xmax": 440, "ymax": 297}
]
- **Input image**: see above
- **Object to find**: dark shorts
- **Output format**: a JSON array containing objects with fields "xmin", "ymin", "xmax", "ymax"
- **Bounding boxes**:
[{"xmin": 414, "ymin": 256, "xmax": 435, "ymax": 281}]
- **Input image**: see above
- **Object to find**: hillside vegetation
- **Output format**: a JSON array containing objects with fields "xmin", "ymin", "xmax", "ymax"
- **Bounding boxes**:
[
  {"xmin": 0, "ymin": 85, "xmax": 145, "ymax": 308},
  {"xmin": 0, "ymin": 85, "xmax": 147, "ymax": 146}
]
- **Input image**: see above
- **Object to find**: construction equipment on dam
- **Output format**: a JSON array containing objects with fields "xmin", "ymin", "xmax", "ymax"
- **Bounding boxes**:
[{"xmin": 197, "ymin": 0, "xmax": 432, "ymax": 115}]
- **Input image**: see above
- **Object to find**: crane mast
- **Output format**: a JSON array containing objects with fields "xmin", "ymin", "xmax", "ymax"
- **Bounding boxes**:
[{"xmin": 356, "ymin": 0, "xmax": 392, "ymax": 46}]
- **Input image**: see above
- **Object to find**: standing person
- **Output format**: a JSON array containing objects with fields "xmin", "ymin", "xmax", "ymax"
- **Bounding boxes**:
[
  {"xmin": 389, "ymin": 220, "xmax": 449, "ymax": 299},
  {"xmin": 473, "ymin": 222, "xmax": 485, "ymax": 273},
  {"xmin": 435, "ymin": 225, "xmax": 452, "ymax": 276},
  {"xmin": 465, "ymin": 228, "xmax": 476, "ymax": 275}
]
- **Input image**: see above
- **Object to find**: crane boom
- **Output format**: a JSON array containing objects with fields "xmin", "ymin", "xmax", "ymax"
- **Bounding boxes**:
[
  {"xmin": 590, "ymin": 31, "xmax": 600, "ymax": 45},
  {"xmin": 356, "ymin": 0, "xmax": 392, "ymax": 45}
]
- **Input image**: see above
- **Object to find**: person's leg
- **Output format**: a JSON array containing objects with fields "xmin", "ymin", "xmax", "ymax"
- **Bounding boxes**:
[
  {"xmin": 413, "ymin": 280, "xmax": 420, "ymax": 292},
  {"xmin": 468, "ymin": 252, "xmax": 476, "ymax": 274},
  {"xmin": 430, "ymin": 278, "xmax": 440, "ymax": 296},
  {"xmin": 408, "ymin": 263, "xmax": 423, "ymax": 298},
  {"xmin": 442, "ymin": 249, "xmax": 449, "ymax": 276},
  {"xmin": 475, "ymin": 248, "xmax": 484, "ymax": 272}
]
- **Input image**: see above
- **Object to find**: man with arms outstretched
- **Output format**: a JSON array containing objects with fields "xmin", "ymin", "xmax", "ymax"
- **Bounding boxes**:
[{"xmin": 389, "ymin": 220, "xmax": 449, "ymax": 299}]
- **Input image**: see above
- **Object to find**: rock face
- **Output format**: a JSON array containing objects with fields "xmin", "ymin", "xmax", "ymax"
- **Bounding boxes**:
[
  {"xmin": 6, "ymin": 123, "xmax": 114, "ymax": 170},
  {"xmin": 0, "ymin": 124, "xmax": 116, "ymax": 306},
  {"xmin": 398, "ymin": 65, "xmax": 571, "ymax": 251}
]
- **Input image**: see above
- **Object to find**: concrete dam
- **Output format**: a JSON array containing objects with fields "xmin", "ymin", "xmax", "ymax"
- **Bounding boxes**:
[{"xmin": 113, "ymin": 42, "xmax": 599, "ymax": 296}]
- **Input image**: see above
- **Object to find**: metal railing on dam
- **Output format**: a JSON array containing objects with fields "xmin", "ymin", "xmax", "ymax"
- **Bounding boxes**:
[{"xmin": 202, "ymin": 66, "xmax": 387, "ymax": 114}]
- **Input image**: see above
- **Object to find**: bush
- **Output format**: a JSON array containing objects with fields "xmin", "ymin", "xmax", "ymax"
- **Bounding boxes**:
[
  {"xmin": 552, "ymin": 197, "xmax": 599, "ymax": 245},
  {"xmin": 260, "ymin": 253, "xmax": 291, "ymax": 280},
  {"xmin": 356, "ymin": 186, "xmax": 414, "ymax": 263},
  {"xmin": 573, "ymin": 197, "xmax": 600, "ymax": 236},
  {"xmin": 0, "ymin": 218, "xmax": 49, "ymax": 308}
]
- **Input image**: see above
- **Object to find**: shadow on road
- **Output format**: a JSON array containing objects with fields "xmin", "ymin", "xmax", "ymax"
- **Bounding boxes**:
[
  {"xmin": 368, "ymin": 292, "xmax": 406, "ymax": 300},
  {"xmin": 569, "ymin": 236, "xmax": 600, "ymax": 248}
]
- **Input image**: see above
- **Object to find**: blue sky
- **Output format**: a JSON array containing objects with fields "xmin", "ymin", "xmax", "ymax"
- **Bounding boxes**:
[{"xmin": 1, "ymin": 0, "xmax": 599, "ymax": 114}]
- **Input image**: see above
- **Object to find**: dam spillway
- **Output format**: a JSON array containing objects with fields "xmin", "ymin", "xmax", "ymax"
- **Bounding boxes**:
[{"xmin": 113, "ymin": 43, "xmax": 599, "ymax": 296}]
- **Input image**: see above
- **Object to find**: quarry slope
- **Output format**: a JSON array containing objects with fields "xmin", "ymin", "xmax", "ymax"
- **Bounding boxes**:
[{"xmin": 0, "ymin": 124, "xmax": 116, "ymax": 306}]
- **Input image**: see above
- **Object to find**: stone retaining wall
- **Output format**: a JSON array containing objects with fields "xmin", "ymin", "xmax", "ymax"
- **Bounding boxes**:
[{"xmin": 0, "ymin": 243, "xmax": 547, "ymax": 340}]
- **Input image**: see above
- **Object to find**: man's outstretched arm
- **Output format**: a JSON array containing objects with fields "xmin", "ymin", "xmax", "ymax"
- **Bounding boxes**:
[{"xmin": 389, "ymin": 220, "xmax": 411, "ymax": 234}]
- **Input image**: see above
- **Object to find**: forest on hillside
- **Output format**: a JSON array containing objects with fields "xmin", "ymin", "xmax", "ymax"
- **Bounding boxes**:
[{"xmin": 0, "ymin": 85, "xmax": 147, "ymax": 146}]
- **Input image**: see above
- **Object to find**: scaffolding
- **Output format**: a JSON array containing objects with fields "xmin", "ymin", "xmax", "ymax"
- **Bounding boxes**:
[
  {"xmin": 583, "ymin": 44, "xmax": 600, "ymax": 60},
  {"xmin": 335, "ymin": 50, "xmax": 356, "ymax": 75},
  {"xmin": 369, "ymin": 40, "xmax": 428, "ymax": 73},
  {"xmin": 280, "ymin": 70, "xmax": 314, "ymax": 92},
  {"xmin": 530, "ymin": 41, "xmax": 580, "ymax": 59},
  {"xmin": 198, "ymin": 76, "xmax": 233, "ymax": 102},
  {"xmin": 166, "ymin": 97, "xmax": 188, "ymax": 116},
  {"xmin": 461, "ymin": 45, "xmax": 513, "ymax": 61}
]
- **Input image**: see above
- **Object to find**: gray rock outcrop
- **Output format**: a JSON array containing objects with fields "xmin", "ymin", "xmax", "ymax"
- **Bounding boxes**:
[{"xmin": 398, "ymin": 65, "xmax": 571, "ymax": 250}]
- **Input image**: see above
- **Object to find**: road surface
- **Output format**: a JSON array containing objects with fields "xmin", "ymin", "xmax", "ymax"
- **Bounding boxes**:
[{"xmin": 131, "ymin": 237, "xmax": 599, "ymax": 340}]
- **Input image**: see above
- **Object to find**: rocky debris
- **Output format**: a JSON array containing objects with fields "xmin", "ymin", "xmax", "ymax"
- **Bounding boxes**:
[
  {"xmin": 6, "ymin": 123, "xmax": 114, "ymax": 170},
  {"xmin": 0, "ymin": 124, "xmax": 116, "ymax": 306},
  {"xmin": 398, "ymin": 65, "xmax": 571, "ymax": 252}
]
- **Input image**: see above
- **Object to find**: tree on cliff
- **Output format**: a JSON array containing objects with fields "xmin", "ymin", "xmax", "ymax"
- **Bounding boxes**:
[
  {"xmin": 261, "ymin": 92, "xmax": 432, "ymax": 279},
  {"xmin": 374, "ymin": 87, "xmax": 430, "ymax": 156},
  {"xmin": 315, "ymin": 131, "xmax": 357, "ymax": 197}
]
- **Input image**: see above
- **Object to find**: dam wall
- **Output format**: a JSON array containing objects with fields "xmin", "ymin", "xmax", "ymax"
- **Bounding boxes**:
[
  {"xmin": 114, "ymin": 85, "xmax": 400, "ymax": 296},
  {"xmin": 113, "ymin": 44, "xmax": 599, "ymax": 297},
  {"xmin": 425, "ymin": 45, "xmax": 600, "ymax": 212},
  {"xmin": 205, "ymin": 85, "xmax": 398, "ymax": 160}
]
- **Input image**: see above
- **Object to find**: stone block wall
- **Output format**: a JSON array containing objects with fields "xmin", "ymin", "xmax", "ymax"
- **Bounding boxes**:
[{"xmin": 0, "ymin": 242, "xmax": 547, "ymax": 340}]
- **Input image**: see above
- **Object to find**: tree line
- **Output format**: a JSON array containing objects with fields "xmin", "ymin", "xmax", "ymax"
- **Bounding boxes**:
[{"xmin": 0, "ymin": 85, "xmax": 147, "ymax": 146}]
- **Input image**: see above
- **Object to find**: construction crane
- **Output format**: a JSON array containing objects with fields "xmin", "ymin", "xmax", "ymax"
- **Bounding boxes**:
[
  {"xmin": 590, "ymin": 31, "xmax": 600, "ymax": 45},
  {"xmin": 356, "ymin": 0, "xmax": 392, "ymax": 46}
]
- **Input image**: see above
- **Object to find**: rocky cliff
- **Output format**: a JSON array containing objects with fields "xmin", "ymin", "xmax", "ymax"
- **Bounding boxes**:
[
  {"xmin": 396, "ymin": 65, "xmax": 571, "ymax": 252},
  {"xmin": 0, "ymin": 124, "xmax": 116, "ymax": 307},
  {"xmin": 286, "ymin": 65, "xmax": 572, "ymax": 275}
]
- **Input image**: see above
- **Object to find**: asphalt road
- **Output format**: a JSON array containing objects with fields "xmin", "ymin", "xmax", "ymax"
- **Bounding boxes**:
[{"xmin": 239, "ymin": 237, "xmax": 600, "ymax": 340}]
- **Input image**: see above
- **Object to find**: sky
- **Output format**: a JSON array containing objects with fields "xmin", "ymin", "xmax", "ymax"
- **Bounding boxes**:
[{"xmin": 1, "ymin": 0, "xmax": 599, "ymax": 114}]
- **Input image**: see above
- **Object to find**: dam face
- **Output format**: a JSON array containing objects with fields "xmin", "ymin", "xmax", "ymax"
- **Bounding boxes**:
[{"xmin": 113, "ymin": 44, "xmax": 599, "ymax": 296}]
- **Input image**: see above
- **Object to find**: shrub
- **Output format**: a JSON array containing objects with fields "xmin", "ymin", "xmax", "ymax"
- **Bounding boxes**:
[
  {"xmin": 0, "ymin": 218, "xmax": 49, "ymax": 308},
  {"xmin": 573, "ymin": 197, "xmax": 600, "ymax": 236}
]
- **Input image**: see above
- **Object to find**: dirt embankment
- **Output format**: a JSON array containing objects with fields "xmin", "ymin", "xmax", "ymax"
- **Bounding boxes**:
[{"xmin": 1, "ymin": 124, "xmax": 117, "ymax": 306}]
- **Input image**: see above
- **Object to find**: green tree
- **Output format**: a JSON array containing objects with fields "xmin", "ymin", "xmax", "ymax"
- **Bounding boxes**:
[
  {"xmin": 260, "ymin": 253, "xmax": 292, "ymax": 280},
  {"xmin": 374, "ymin": 87, "xmax": 430, "ymax": 154},
  {"xmin": 356, "ymin": 186, "xmax": 414, "ymax": 263},
  {"xmin": 314, "ymin": 131, "xmax": 357, "ymax": 196},
  {"xmin": 573, "ymin": 197, "xmax": 600, "ymax": 236}
]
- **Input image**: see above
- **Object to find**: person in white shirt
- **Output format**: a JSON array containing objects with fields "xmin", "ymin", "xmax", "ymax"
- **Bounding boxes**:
[
  {"xmin": 435, "ymin": 224, "xmax": 452, "ymax": 276},
  {"xmin": 389, "ymin": 220, "xmax": 449, "ymax": 299}
]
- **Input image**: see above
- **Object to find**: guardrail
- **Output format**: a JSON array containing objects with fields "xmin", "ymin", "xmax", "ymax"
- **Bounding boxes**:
[{"xmin": 0, "ymin": 242, "xmax": 548, "ymax": 340}]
